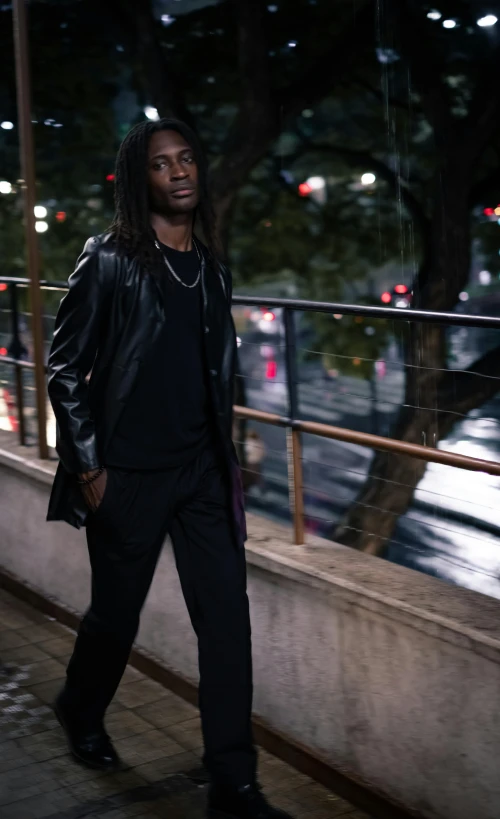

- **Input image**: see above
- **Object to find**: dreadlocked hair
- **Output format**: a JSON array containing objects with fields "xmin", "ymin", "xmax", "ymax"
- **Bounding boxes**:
[{"xmin": 109, "ymin": 118, "xmax": 221, "ymax": 275}]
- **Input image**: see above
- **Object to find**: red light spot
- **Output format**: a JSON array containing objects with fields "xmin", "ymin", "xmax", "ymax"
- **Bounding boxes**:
[
  {"xmin": 266, "ymin": 361, "xmax": 277, "ymax": 379},
  {"xmin": 381, "ymin": 292, "xmax": 392, "ymax": 304},
  {"xmin": 56, "ymin": 211, "xmax": 66, "ymax": 222},
  {"xmin": 484, "ymin": 208, "xmax": 494, "ymax": 216},
  {"xmin": 298, "ymin": 182, "xmax": 312, "ymax": 197},
  {"xmin": 262, "ymin": 311, "xmax": 275, "ymax": 322},
  {"xmin": 0, "ymin": 347, "xmax": 7, "ymax": 356},
  {"xmin": 106, "ymin": 174, "xmax": 115, "ymax": 182},
  {"xmin": 0, "ymin": 283, "xmax": 7, "ymax": 292},
  {"xmin": 394, "ymin": 284, "xmax": 408, "ymax": 294}
]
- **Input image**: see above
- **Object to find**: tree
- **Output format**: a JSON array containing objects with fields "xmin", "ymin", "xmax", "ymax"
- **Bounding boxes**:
[{"xmin": 333, "ymin": 0, "xmax": 500, "ymax": 553}]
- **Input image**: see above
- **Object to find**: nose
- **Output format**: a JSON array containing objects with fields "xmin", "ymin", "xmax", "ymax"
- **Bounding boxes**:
[{"xmin": 171, "ymin": 162, "xmax": 189, "ymax": 180}]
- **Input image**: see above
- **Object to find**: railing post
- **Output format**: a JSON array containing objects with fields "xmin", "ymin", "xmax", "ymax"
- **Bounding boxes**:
[
  {"xmin": 9, "ymin": 283, "xmax": 27, "ymax": 446},
  {"xmin": 13, "ymin": 0, "xmax": 48, "ymax": 459},
  {"xmin": 283, "ymin": 308, "xmax": 305, "ymax": 545}
]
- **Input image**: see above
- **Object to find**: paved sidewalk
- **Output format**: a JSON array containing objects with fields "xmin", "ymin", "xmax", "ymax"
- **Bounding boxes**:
[{"xmin": 0, "ymin": 589, "xmax": 369, "ymax": 819}]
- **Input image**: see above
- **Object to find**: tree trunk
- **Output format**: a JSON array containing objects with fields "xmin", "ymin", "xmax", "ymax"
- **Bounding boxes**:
[{"xmin": 334, "ymin": 174, "xmax": 480, "ymax": 554}]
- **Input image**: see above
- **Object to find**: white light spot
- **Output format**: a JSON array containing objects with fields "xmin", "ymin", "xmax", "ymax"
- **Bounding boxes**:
[
  {"xmin": 35, "ymin": 221, "xmax": 49, "ymax": 233},
  {"xmin": 459, "ymin": 291, "xmax": 469, "ymax": 301},
  {"xmin": 288, "ymin": 40, "xmax": 297, "ymax": 48},
  {"xmin": 0, "ymin": 181, "xmax": 12, "ymax": 194},
  {"xmin": 477, "ymin": 15, "xmax": 497, "ymax": 27},
  {"xmin": 479, "ymin": 269, "xmax": 491, "ymax": 285},
  {"xmin": 144, "ymin": 106, "xmax": 160, "ymax": 121},
  {"xmin": 427, "ymin": 10, "xmax": 442, "ymax": 20},
  {"xmin": 236, "ymin": 337, "xmax": 242, "ymax": 348},
  {"xmin": 443, "ymin": 19, "xmax": 457, "ymax": 29},
  {"xmin": 161, "ymin": 14, "xmax": 175, "ymax": 26},
  {"xmin": 306, "ymin": 176, "xmax": 325, "ymax": 191},
  {"xmin": 1, "ymin": 121, "xmax": 14, "ymax": 130},
  {"xmin": 34, "ymin": 205, "xmax": 47, "ymax": 219},
  {"xmin": 361, "ymin": 172, "xmax": 376, "ymax": 185}
]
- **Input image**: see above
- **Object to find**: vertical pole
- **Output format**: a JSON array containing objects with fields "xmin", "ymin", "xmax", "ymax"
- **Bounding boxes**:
[
  {"xmin": 9, "ymin": 283, "xmax": 27, "ymax": 446},
  {"xmin": 12, "ymin": 0, "xmax": 48, "ymax": 458},
  {"xmin": 284, "ymin": 308, "xmax": 305, "ymax": 545}
]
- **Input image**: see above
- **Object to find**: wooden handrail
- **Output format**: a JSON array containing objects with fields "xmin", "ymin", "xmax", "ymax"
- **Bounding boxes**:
[{"xmin": 234, "ymin": 405, "xmax": 500, "ymax": 477}]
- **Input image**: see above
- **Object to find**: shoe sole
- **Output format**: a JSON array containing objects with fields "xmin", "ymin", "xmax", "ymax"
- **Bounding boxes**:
[{"xmin": 54, "ymin": 701, "xmax": 123, "ymax": 772}]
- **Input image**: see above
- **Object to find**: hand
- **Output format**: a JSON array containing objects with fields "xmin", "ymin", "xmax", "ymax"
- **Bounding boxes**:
[{"xmin": 79, "ymin": 468, "xmax": 107, "ymax": 513}]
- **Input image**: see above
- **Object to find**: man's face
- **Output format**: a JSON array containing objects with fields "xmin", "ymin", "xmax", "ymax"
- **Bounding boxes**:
[{"xmin": 147, "ymin": 129, "xmax": 200, "ymax": 216}]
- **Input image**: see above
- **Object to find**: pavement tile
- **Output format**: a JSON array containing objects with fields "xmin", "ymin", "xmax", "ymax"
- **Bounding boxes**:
[
  {"xmin": 115, "ymin": 679, "xmax": 172, "ymax": 710},
  {"xmin": 0, "ymin": 588, "xmax": 363, "ymax": 819}
]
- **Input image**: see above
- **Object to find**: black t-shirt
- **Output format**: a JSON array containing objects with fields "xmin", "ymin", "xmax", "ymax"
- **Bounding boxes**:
[{"xmin": 106, "ymin": 242, "xmax": 211, "ymax": 470}]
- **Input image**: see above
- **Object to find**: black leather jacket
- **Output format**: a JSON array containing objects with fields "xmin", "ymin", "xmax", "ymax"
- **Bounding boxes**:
[{"xmin": 46, "ymin": 233, "xmax": 246, "ymax": 547}]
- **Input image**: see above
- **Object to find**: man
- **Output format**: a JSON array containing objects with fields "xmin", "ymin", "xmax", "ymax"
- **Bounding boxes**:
[{"xmin": 47, "ymin": 118, "xmax": 291, "ymax": 819}]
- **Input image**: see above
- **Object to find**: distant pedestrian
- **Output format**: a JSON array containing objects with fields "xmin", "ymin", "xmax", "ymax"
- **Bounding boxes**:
[{"xmin": 244, "ymin": 429, "xmax": 266, "ymax": 495}]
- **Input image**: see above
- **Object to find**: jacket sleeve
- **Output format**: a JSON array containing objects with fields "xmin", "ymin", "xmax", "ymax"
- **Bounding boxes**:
[{"xmin": 47, "ymin": 239, "xmax": 109, "ymax": 475}]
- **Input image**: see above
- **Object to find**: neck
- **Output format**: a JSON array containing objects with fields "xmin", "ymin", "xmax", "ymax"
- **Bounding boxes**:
[{"xmin": 150, "ymin": 212, "xmax": 194, "ymax": 251}]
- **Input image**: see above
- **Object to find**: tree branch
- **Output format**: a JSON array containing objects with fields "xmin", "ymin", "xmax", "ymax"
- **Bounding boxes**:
[
  {"xmin": 288, "ymin": 140, "xmax": 430, "ymax": 239},
  {"xmin": 353, "ymin": 76, "xmax": 422, "ymax": 114},
  {"xmin": 462, "ymin": 40, "xmax": 500, "ymax": 163},
  {"xmin": 469, "ymin": 165, "xmax": 500, "ymax": 208},
  {"xmin": 104, "ymin": 0, "xmax": 194, "ymax": 126},
  {"xmin": 438, "ymin": 343, "xmax": 500, "ymax": 435},
  {"xmin": 389, "ymin": 0, "xmax": 454, "ymax": 152},
  {"xmin": 280, "ymin": 0, "xmax": 374, "ymax": 120}
]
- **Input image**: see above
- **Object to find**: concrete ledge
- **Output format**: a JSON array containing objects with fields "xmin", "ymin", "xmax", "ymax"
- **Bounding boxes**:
[{"xmin": 2, "ymin": 432, "xmax": 500, "ymax": 819}]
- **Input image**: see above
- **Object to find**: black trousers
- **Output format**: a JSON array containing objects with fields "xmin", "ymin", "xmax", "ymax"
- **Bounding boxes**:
[{"xmin": 62, "ymin": 447, "xmax": 257, "ymax": 787}]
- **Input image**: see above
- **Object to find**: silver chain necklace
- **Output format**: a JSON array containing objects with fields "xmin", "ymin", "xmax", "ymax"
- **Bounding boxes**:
[{"xmin": 154, "ymin": 238, "xmax": 201, "ymax": 289}]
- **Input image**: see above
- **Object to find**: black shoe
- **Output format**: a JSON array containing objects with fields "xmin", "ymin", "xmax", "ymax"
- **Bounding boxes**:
[
  {"xmin": 54, "ymin": 694, "xmax": 122, "ymax": 771},
  {"xmin": 208, "ymin": 784, "xmax": 293, "ymax": 818}
]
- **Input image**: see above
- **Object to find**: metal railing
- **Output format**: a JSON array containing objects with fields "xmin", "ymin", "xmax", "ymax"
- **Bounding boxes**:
[{"xmin": 2, "ymin": 276, "xmax": 500, "ymax": 545}]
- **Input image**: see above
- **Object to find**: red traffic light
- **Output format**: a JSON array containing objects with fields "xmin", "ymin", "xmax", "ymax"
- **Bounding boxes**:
[
  {"xmin": 266, "ymin": 361, "xmax": 277, "ymax": 379},
  {"xmin": 484, "ymin": 207, "xmax": 494, "ymax": 216},
  {"xmin": 56, "ymin": 211, "xmax": 66, "ymax": 222},
  {"xmin": 381, "ymin": 292, "xmax": 392, "ymax": 304},
  {"xmin": 298, "ymin": 182, "xmax": 312, "ymax": 197},
  {"xmin": 394, "ymin": 284, "xmax": 408, "ymax": 294},
  {"xmin": 106, "ymin": 174, "xmax": 115, "ymax": 182}
]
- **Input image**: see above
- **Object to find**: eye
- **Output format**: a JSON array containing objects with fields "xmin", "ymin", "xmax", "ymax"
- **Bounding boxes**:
[
  {"xmin": 153, "ymin": 161, "xmax": 166, "ymax": 170},
  {"xmin": 183, "ymin": 155, "xmax": 194, "ymax": 164}
]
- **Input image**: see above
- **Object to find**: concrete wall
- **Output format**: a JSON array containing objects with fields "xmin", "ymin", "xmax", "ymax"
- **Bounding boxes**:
[{"xmin": 2, "ymin": 434, "xmax": 500, "ymax": 819}]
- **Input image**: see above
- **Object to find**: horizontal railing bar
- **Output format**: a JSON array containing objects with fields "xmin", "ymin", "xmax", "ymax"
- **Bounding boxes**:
[
  {"xmin": 1, "ymin": 362, "xmax": 498, "ymax": 474},
  {"xmin": 233, "ymin": 405, "xmax": 500, "ymax": 476},
  {"xmin": 0, "ymin": 355, "xmax": 37, "ymax": 369},
  {"xmin": 232, "ymin": 296, "xmax": 500, "ymax": 330},
  {"xmin": 1, "ymin": 276, "xmax": 500, "ymax": 329}
]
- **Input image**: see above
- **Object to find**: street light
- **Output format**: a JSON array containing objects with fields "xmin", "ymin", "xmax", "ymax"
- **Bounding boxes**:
[
  {"xmin": 34, "ymin": 205, "xmax": 47, "ymax": 218},
  {"xmin": 144, "ymin": 106, "xmax": 159, "ymax": 121},
  {"xmin": 427, "ymin": 10, "xmax": 442, "ymax": 20},
  {"xmin": 442, "ymin": 19, "xmax": 457, "ymax": 28},
  {"xmin": 477, "ymin": 15, "xmax": 497, "ymax": 27},
  {"xmin": 35, "ymin": 220, "xmax": 48, "ymax": 233},
  {"xmin": 1, "ymin": 121, "xmax": 14, "ymax": 130},
  {"xmin": 0, "ymin": 181, "xmax": 12, "ymax": 194},
  {"xmin": 361, "ymin": 172, "xmax": 376, "ymax": 185}
]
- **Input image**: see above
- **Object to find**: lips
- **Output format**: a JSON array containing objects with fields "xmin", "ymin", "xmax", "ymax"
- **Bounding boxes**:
[{"xmin": 170, "ymin": 187, "xmax": 196, "ymax": 198}]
